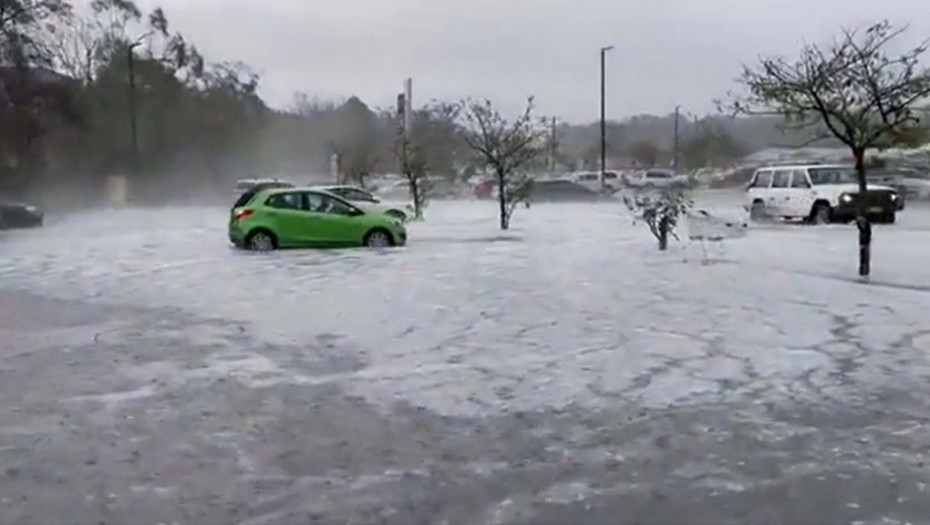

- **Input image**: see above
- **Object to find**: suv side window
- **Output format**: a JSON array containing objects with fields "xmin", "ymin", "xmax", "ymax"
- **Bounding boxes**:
[
  {"xmin": 772, "ymin": 170, "xmax": 791, "ymax": 188},
  {"xmin": 752, "ymin": 170, "xmax": 773, "ymax": 188},
  {"xmin": 790, "ymin": 170, "xmax": 811, "ymax": 188},
  {"xmin": 266, "ymin": 192, "xmax": 303, "ymax": 210}
]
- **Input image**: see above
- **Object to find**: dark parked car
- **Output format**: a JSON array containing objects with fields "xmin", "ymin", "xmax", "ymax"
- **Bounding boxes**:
[
  {"xmin": 0, "ymin": 200, "xmax": 43, "ymax": 229},
  {"xmin": 531, "ymin": 179, "xmax": 603, "ymax": 202}
]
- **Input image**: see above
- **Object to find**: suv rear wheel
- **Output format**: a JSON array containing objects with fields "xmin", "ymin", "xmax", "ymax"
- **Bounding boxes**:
[{"xmin": 750, "ymin": 200, "xmax": 767, "ymax": 222}]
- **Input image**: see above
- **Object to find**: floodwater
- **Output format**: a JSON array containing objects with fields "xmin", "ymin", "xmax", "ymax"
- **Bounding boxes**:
[{"xmin": 2, "ymin": 194, "xmax": 930, "ymax": 524}]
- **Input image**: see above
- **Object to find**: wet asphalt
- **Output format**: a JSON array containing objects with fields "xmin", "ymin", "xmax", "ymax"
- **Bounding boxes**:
[{"xmin": 2, "ymin": 197, "xmax": 930, "ymax": 524}]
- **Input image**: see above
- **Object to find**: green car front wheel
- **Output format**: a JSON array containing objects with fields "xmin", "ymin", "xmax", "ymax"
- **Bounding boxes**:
[{"xmin": 364, "ymin": 229, "xmax": 394, "ymax": 248}]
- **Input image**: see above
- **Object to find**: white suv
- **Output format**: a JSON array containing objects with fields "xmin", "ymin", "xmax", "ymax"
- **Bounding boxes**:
[
  {"xmin": 747, "ymin": 165, "xmax": 900, "ymax": 224},
  {"xmin": 570, "ymin": 171, "xmax": 619, "ymax": 193}
]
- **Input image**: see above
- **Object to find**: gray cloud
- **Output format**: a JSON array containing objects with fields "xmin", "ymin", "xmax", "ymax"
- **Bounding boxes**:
[{"xmin": 130, "ymin": 0, "xmax": 929, "ymax": 122}]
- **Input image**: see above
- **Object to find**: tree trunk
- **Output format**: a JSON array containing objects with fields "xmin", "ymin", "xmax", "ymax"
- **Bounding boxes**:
[
  {"xmin": 497, "ymin": 171, "xmax": 508, "ymax": 230},
  {"xmin": 853, "ymin": 147, "xmax": 871, "ymax": 277},
  {"xmin": 854, "ymin": 148, "xmax": 867, "ymax": 193},
  {"xmin": 658, "ymin": 216, "xmax": 669, "ymax": 251},
  {"xmin": 410, "ymin": 178, "xmax": 422, "ymax": 220},
  {"xmin": 857, "ymin": 215, "xmax": 872, "ymax": 277}
]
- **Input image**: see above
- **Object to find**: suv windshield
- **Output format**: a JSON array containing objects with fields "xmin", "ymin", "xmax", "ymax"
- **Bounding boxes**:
[{"xmin": 809, "ymin": 167, "xmax": 857, "ymax": 185}]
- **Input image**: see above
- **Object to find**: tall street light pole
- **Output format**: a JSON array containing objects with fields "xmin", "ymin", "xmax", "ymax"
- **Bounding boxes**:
[
  {"xmin": 600, "ymin": 46, "xmax": 614, "ymax": 191},
  {"xmin": 127, "ymin": 33, "xmax": 151, "ymax": 175},
  {"xmin": 673, "ymin": 105, "xmax": 681, "ymax": 171}
]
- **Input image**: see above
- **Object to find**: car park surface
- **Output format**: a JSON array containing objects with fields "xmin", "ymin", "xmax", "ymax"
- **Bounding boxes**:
[{"xmin": 3, "ymin": 195, "xmax": 930, "ymax": 524}]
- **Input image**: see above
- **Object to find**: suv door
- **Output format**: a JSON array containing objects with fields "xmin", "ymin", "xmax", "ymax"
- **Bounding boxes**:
[
  {"xmin": 768, "ymin": 169, "xmax": 792, "ymax": 216},
  {"xmin": 788, "ymin": 169, "xmax": 815, "ymax": 218},
  {"xmin": 748, "ymin": 169, "xmax": 773, "ymax": 206}
]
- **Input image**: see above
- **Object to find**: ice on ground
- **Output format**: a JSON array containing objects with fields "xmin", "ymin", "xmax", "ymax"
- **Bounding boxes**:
[{"xmin": 2, "ymin": 193, "xmax": 930, "ymax": 417}]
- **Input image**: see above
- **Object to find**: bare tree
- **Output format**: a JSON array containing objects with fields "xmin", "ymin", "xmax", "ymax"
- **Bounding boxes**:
[
  {"xmin": 459, "ymin": 97, "xmax": 545, "ymax": 230},
  {"xmin": 396, "ymin": 134, "xmax": 430, "ymax": 220},
  {"xmin": 396, "ymin": 102, "xmax": 463, "ymax": 221},
  {"xmin": 0, "ymin": 0, "xmax": 70, "ymax": 67},
  {"xmin": 629, "ymin": 139, "xmax": 661, "ymax": 168},
  {"xmin": 334, "ymin": 141, "xmax": 379, "ymax": 188},
  {"xmin": 44, "ymin": 14, "xmax": 99, "ymax": 84},
  {"xmin": 624, "ymin": 187, "xmax": 692, "ymax": 251},
  {"xmin": 726, "ymin": 21, "xmax": 930, "ymax": 277}
]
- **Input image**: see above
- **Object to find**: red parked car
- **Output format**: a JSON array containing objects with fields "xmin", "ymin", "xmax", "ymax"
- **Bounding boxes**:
[{"xmin": 473, "ymin": 178, "xmax": 495, "ymax": 199}]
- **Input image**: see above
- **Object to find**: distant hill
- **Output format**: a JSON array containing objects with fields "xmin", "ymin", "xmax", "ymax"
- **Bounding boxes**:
[{"xmin": 554, "ymin": 114, "xmax": 840, "ymax": 170}]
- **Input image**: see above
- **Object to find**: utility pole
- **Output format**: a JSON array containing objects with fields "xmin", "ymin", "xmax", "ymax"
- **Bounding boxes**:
[
  {"xmin": 403, "ymin": 78, "xmax": 413, "ymax": 137},
  {"xmin": 397, "ymin": 78, "xmax": 413, "ymax": 173},
  {"xmin": 673, "ymin": 105, "xmax": 681, "ymax": 172},
  {"xmin": 397, "ymin": 92, "xmax": 407, "ymax": 174},
  {"xmin": 549, "ymin": 116, "xmax": 557, "ymax": 173},
  {"xmin": 600, "ymin": 46, "xmax": 614, "ymax": 190}
]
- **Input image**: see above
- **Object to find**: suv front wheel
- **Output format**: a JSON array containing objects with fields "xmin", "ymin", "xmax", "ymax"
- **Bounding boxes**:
[{"xmin": 810, "ymin": 203, "xmax": 832, "ymax": 225}]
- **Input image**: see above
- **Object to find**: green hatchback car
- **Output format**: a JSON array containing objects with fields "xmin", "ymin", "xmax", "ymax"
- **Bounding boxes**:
[{"xmin": 229, "ymin": 188, "xmax": 407, "ymax": 250}]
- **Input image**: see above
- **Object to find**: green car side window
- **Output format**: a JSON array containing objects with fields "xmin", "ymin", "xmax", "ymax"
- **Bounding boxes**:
[
  {"xmin": 326, "ymin": 197, "xmax": 355, "ymax": 215},
  {"xmin": 304, "ymin": 192, "xmax": 352, "ymax": 215},
  {"xmin": 305, "ymin": 192, "xmax": 326, "ymax": 212},
  {"xmin": 266, "ymin": 193, "xmax": 303, "ymax": 210}
]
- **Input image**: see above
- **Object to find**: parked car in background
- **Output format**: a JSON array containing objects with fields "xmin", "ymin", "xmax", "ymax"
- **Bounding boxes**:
[
  {"xmin": 570, "ymin": 171, "xmax": 620, "ymax": 193},
  {"xmin": 234, "ymin": 178, "xmax": 294, "ymax": 195},
  {"xmin": 0, "ymin": 200, "xmax": 43, "ymax": 230},
  {"xmin": 314, "ymin": 185, "xmax": 409, "ymax": 222},
  {"xmin": 473, "ymin": 177, "xmax": 495, "ymax": 199},
  {"xmin": 532, "ymin": 179, "xmax": 603, "ymax": 202},
  {"xmin": 229, "ymin": 187, "xmax": 407, "ymax": 250},
  {"xmin": 869, "ymin": 173, "xmax": 930, "ymax": 207},
  {"xmin": 232, "ymin": 179, "xmax": 296, "ymax": 210},
  {"xmin": 623, "ymin": 170, "xmax": 688, "ymax": 189},
  {"xmin": 747, "ymin": 165, "xmax": 900, "ymax": 224},
  {"xmin": 375, "ymin": 176, "xmax": 464, "ymax": 201}
]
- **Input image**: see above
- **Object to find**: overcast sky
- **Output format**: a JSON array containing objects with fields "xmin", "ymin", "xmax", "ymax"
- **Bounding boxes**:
[{"xmin": 125, "ymin": 0, "xmax": 928, "ymax": 123}]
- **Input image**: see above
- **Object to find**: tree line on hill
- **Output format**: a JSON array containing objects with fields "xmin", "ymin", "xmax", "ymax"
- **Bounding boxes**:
[{"xmin": 0, "ymin": 0, "xmax": 849, "ymax": 203}]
